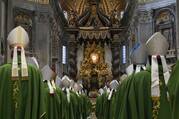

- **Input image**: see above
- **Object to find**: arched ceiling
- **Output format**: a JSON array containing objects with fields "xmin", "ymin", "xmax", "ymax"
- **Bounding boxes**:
[{"xmin": 59, "ymin": 0, "xmax": 126, "ymax": 19}]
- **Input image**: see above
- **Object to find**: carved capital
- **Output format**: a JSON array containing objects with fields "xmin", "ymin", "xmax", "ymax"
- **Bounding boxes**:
[
  {"xmin": 138, "ymin": 10, "xmax": 153, "ymax": 23},
  {"xmin": 37, "ymin": 12, "xmax": 50, "ymax": 23},
  {"xmin": 68, "ymin": 34, "xmax": 77, "ymax": 43}
]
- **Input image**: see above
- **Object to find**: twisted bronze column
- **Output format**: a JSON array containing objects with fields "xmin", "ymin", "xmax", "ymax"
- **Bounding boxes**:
[
  {"xmin": 111, "ymin": 35, "xmax": 121, "ymax": 81},
  {"xmin": 68, "ymin": 35, "xmax": 77, "ymax": 81}
]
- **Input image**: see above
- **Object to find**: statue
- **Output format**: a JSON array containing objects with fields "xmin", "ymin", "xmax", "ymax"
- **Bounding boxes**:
[
  {"xmin": 68, "ymin": 10, "xmax": 78, "ymax": 27},
  {"xmin": 110, "ymin": 9, "xmax": 120, "ymax": 27}
]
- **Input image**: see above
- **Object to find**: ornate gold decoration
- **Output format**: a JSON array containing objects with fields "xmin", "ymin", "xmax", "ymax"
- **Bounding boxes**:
[
  {"xmin": 12, "ymin": 81, "xmax": 20, "ymax": 109},
  {"xmin": 28, "ymin": 0, "xmax": 49, "ymax": 4},
  {"xmin": 59, "ymin": 0, "xmax": 88, "ymax": 16},
  {"xmin": 152, "ymin": 97, "xmax": 160, "ymax": 119},
  {"xmin": 99, "ymin": 0, "xmax": 125, "ymax": 17},
  {"xmin": 79, "ymin": 27, "xmax": 111, "ymax": 39},
  {"xmin": 91, "ymin": 53, "xmax": 99, "ymax": 64},
  {"xmin": 79, "ymin": 42, "xmax": 112, "ymax": 87},
  {"xmin": 59, "ymin": 0, "xmax": 126, "ymax": 19},
  {"xmin": 68, "ymin": 10, "xmax": 78, "ymax": 27}
]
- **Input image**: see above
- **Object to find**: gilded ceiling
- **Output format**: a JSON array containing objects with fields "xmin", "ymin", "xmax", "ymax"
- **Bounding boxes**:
[{"xmin": 59, "ymin": 0, "xmax": 126, "ymax": 19}]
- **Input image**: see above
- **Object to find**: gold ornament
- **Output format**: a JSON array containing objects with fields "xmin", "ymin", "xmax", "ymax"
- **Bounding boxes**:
[{"xmin": 79, "ymin": 42, "xmax": 112, "ymax": 88}]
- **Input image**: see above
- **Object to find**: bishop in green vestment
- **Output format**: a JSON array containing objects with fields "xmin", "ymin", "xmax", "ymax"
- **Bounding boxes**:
[
  {"xmin": 41, "ymin": 65, "xmax": 65, "ymax": 119},
  {"xmin": 118, "ymin": 32, "xmax": 172, "ymax": 119},
  {"xmin": 96, "ymin": 80, "xmax": 119, "ymax": 119},
  {"xmin": 114, "ymin": 42, "xmax": 147, "ymax": 119},
  {"xmin": 168, "ymin": 60, "xmax": 179, "ymax": 119},
  {"xmin": 0, "ymin": 26, "xmax": 46, "ymax": 119}
]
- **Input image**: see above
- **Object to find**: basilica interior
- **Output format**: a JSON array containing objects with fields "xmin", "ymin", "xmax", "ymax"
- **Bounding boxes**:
[{"xmin": 0, "ymin": 0, "xmax": 179, "ymax": 119}]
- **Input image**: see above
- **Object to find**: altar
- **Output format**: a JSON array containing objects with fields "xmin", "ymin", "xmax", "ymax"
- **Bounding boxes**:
[{"xmin": 63, "ymin": 0, "xmax": 127, "ymax": 96}]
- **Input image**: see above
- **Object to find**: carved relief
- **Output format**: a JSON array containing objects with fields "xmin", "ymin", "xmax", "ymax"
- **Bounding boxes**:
[
  {"xmin": 68, "ymin": 10, "xmax": 78, "ymax": 27},
  {"xmin": 156, "ymin": 11, "xmax": 173, "ymax": 25},
  {"xmin": 154, "ymin": 6, "xmax": 176, "ymax": 64},
  {"xmin": 14, "ymin": 9, "xmax": 33, "ymax": 52},
  {"xmin": 38, "ymin": 13, "xmax": 49, "ymax": 23},
  {"xmin": 49, "ymin": 16, "xmax": 63, "ymax": 64},
  {"xmin": 59, "ymin": 0, "xmax": 126, "ymax": 18},
  {"xmin": 110, "ymin": 9, "xmax": 121, "ymax": 27},
  {"xmin": 154, "ymin": 8, "xmax": 176, "ymax": 49},
  {"xmin": 28, "ymin": 0, "xmax": 49, "ymax": 4},
  {"xmin": 59, "ymin": 0, "xmax": 126, "ymax": 27},
  {"xmin": 138, "ymin": 10, "xmax": 153, "ymax": 23}
]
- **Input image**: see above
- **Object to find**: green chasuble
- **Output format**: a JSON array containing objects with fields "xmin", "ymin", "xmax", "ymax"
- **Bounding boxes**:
[
  {"xmin": 168, "ymin": 60, "xmax": 179, "ymax": 119},
  {"xmin": 62, "ymin": 91, "xmax": 92, "ymax": 119},
  {"xmin": 115, "ymin": 74, "xmax": 137, "ymax": 119},
  {"xmin": 96, "ymin": 92, "xmax": 116, "ymax": 119},
  {"xmin": 96, "ymin": 92, "xmax": 108, "ymax": 119},
  {"xmin": 0, "ymin": 64, "xmax": 46, "ymax": 119},
  {"xmin": 79, "ymin": 94, "xmax": 92, "ymax": 119},
  {"xmin": 44, "ymin": 84, "xmax": 65, "ymax": 119},
  {"xmin": 120, "ymin": 66, "xmax": 171, "ymax": 119}
]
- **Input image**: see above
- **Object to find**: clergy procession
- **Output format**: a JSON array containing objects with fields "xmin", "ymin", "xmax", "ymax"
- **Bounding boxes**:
[
  {"xmin": 1, "ymin": 26, "xmax": 179, "ymax": 119},
  {"xmin": 0, "ymin": 26, "xmax": 92, "ymax": 119}
]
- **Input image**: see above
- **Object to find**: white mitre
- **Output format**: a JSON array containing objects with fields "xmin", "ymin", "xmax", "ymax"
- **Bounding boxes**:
[
  {"xmin": 131, "ymin": 43, "xmax": 147, "ymax": 65},
  {"xmin": 8, "ymin": 26, "xmax": 29, "ymax": 48},
  {"xmin": 27, "ymin": 57, "xmax": 39, "ymax": 69},
  {"xmin": 72, "ymin": 82, "xmax": 83, "ymax": 92},
  {"xmin": 146, "ymin": 32, "xmax": 169, "ymax": 56},
  {"xmin": 126, "ymin": 64, "xmax": 134, "ymax": 76},
  {"xmin": 41, "ymin": 65, "xmax": 55, "ymax": 81},
  {"xmin": 61, "ymin": 75, "xmax": 71, "ymax": 88},
  {"xmin": 7, "ymin": 26, "xmax": 29, "ymax": 78},
  {"xmin": 98, "ymin": 88, "xmax": 104, "ymax": 95},
  {"xmin": 146, "ymin": 32, "xmax": 170, "ymax": 97},
  {"xmin": 109, "ymin": 80, "xmax": 119, "ymax": 90},
  {"xmin": 108, "ymin": 80, "xmax": 119, "ymax": 100}
]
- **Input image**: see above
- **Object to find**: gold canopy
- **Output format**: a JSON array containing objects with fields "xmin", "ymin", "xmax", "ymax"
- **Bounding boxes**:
[{"xmin": 59, "ymin": 0, "xmax": 126, "ymax": 17}]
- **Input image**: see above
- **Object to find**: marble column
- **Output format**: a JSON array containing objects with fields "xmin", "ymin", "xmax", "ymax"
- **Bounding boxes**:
[
  {"xmin": 111, "ymin": 34, "xmax": 121, "ymax": 81},
  {"xmin": 68, "ymin": 34, "xmax": 77, "ymax": 81},
  {"xmin": 176, "ymin": 0, "xmax": 179, "ymax": 59}
]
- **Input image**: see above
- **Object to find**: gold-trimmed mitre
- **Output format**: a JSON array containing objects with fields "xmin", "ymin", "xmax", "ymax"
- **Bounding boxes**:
[
  {"xmin": 7, "ymin": 26, "xmax": 29, "ymax": 48},
  {"xmin": 7, "ymin": 26, "xmax": 29, "ymax": 78}
]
